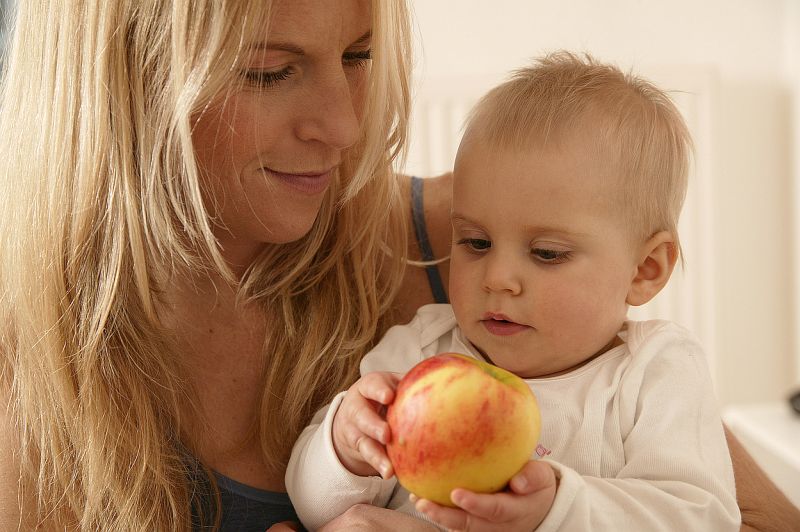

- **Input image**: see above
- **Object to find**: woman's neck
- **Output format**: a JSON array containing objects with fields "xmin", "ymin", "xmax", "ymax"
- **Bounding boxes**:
[{"xmin": 160, "ymin": 270, "xmax": 286, "ymax": 490}]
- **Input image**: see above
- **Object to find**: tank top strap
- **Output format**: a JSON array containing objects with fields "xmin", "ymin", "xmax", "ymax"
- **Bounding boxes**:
[{"xmin": 410, "ymin": 176, "xmax": 449, "ymax": 304}]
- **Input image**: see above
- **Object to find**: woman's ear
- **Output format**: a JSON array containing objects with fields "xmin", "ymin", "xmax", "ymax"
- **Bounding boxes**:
[{"xmin": 626, "ymin": 231, "xmax": 678, "ymax": 307}]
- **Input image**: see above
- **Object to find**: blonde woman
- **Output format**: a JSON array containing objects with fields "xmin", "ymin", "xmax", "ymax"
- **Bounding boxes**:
[
  {"xmin": 0, "ymin": 1, "xmax": 795, "ymax": 532},
  {"xmin": 0, "ymin": 0, "xmax": 438, "ymax": 530}
]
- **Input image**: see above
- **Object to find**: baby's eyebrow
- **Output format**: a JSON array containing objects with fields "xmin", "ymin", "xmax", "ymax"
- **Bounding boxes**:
[
  {"xmin": 450, "ymin": 213, "xmax": 482, "ymax": 228},
  {"xmin": 520, "ymin": 224, "xmax": 589, "ymax": 238}
]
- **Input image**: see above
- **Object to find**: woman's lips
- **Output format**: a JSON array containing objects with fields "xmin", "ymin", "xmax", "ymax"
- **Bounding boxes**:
[{"xmin": 264, "ymin": 167, "xmax": 334, "ymax": 195}]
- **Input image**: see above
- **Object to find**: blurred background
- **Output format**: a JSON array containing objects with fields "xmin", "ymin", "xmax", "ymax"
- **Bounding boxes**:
[{"xmin": 404, "ymin": 0, "xmax": 800, "ymax": 505}]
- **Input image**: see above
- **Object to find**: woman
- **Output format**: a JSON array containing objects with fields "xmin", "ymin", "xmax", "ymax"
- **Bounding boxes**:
[
  {"xmin": 0, "ymin": 0, "xmax": 424, "ymax": 529},
  {"xmin": 0, "ymin": 1, "xmax": 795, "ymax": 531}
]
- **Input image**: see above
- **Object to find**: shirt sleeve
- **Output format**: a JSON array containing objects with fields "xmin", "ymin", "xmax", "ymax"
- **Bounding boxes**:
[
  {"xmin": 536, "ymin": 327, "xmax": 740, "ymax": 531},
  {"xmin": 285, "ymin": 392, "xmax": 397, "ymax": 531}
]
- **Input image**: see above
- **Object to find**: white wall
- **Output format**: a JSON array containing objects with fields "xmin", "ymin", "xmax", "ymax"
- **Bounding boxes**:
[{"xmin": 405, "ymin": 0, "xmax": 799, "ymax": 406}]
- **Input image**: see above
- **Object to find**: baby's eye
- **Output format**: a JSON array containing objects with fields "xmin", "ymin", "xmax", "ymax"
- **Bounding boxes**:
[
  {"xmin": 456, "ymin": 238, "xmax": 492, "ymax": 253},
  {"xmin": 242, "ymin": 67, "xmax": 294, "ymax": 88},
  {"xmin": 531, "ymin": 247, "xmax": 571, "ymax": 264}
]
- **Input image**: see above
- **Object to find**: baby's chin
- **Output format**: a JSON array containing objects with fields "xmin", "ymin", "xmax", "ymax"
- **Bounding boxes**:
[{"xmin": 467, "ymin": 341, "xmax": 541, "ymax": 379}]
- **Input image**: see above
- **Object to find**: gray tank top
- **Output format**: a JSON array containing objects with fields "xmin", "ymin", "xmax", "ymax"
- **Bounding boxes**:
[{"xmin": 192, "ymin": 472, "xmax": 303, "ymax": 531}]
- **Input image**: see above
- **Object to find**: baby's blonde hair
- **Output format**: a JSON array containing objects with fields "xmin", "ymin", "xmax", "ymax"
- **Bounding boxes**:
[
  {"xmin": 465, "ymin": 51, "xmax": 691, "ymax": 256},
  {"xmin": 0, "ymin": 0, "xmax": 411, "ymax": 529}
]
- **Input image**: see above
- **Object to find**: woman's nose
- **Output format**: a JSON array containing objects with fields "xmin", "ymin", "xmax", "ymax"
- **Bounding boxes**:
[
  {"xmin": 482, "ymin": 254, "xmax": 523, "ymax": 296},
  {"xmin": 295, "ymin": 69, "xmax": 361, "ymax": 150}
]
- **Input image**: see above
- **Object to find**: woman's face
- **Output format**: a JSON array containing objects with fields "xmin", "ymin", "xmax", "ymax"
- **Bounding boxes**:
[{"xmin": 192, "ymin": 0, "xmax": 372, "ymax": 266}]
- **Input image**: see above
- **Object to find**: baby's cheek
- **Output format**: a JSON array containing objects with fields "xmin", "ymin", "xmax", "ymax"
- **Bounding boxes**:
[
  {"xmin": 447, "ymin": 272, "xmax": 472, "ymax": 310},
  {"xmin": 537, "ymin": 287, "xmax": 601, "ymax": 330},
  {"xmin": 555, "ymin": 287, "xmax": 627, "ymax": 344}
]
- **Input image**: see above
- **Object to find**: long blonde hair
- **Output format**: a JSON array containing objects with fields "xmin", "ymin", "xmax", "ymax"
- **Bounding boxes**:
[{"xmin": 0, "ymin": 1, "xmax": 411, "ymax": 529}]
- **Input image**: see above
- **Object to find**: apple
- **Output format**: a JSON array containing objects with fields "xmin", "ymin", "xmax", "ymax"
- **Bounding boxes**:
[{"xmin": 386, "ymin": 352, "xmax": 541, "ymax": 507}]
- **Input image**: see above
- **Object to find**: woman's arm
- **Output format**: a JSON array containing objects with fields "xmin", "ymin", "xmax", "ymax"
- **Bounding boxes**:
[
  {"xmin": 319, "ymin": 504, "xmax": 439, "ymax": 532},
  {"xmin": 726, "ymin": 427, "xmax": 800, "ymax": 532}
]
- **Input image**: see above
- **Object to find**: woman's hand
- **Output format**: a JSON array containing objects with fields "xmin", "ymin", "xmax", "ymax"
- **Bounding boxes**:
[
  {"xmin": 332, "ymin": 372, "xmax": 400, "ymax": 478},
  {"xmin": 413, "ymin": 460, "xmax": 557, "ymax": 532},
  {"xmin": 319, "ymin": 504, "xmax": 440, "ymax": 532}
]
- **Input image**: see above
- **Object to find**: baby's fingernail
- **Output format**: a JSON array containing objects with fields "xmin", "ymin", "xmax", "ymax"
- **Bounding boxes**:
[
  {"xmin": 380, "ymin": 462, "xmax": 390, "ymax": 478},
  {"xmin": 513, "ymin": 474, "xmax": 528, "ymax": 490},
  {"xmin": 408, "ymin": 493, "xmax": 418, "ymax": 503}
]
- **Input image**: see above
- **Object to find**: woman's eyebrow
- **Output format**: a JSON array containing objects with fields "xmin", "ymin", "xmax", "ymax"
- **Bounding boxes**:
[
  {"xmin": 250, "ymin": 31, "xmax": 371, "ymax": 54},
  {"xmin": 350, "ymin": 30, "xmax": 372, "ymax": 46},
  {"xmin": 250, "ymin": 41, "xmax": 305, "ymax": 54}
]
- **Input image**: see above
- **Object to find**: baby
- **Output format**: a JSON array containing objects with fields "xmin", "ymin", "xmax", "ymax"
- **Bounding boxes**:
[{"xmin": 286, "ymin": 51, "xmax": 740, "ymax": 531}]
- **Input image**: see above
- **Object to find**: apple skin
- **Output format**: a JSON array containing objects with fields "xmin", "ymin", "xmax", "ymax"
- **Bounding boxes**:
[{"xmin": 386, "ymin": 352, "xmax": 541, "ymax": 507}]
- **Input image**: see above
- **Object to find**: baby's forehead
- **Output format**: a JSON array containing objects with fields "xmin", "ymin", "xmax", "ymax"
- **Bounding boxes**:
[
  {"xmin": 457, "ymin": 123, "xmax": 625, "ymax": 186},
  {"xmin": 453, "ymin": 131, "xmax": 637, "ymax": 232}
]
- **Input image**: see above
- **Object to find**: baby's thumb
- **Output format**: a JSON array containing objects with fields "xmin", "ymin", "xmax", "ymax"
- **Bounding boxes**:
[{"xmin": 509, "ymin": 460, "xmax": 556, "ymax": 495}]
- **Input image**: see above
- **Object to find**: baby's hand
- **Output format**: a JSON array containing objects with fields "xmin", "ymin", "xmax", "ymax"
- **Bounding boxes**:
[
  {"xmin": 413, "ymin": 460, "xmax": 557, "ymax": 532},
  {"xmin": 332, "ymin": 371, "xmax": 400, "ymax": 478}
]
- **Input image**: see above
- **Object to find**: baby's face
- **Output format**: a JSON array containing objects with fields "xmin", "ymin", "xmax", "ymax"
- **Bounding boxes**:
[{"xmin": 449, "ymin": 136, "xmax": 640, "ymax": 378}]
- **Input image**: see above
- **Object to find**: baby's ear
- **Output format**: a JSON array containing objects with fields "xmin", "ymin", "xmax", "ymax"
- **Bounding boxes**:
[{"xmin": 626, "ymin": 231, "xmax": 678, "ymax": 306}]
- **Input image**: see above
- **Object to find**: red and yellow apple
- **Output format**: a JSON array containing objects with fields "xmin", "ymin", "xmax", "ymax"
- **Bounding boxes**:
[{"xmin": 386, "ymin": 352, "xmax": 540, "ymax": 507}]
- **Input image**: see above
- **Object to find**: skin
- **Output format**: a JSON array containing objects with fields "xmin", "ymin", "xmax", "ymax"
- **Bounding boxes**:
[
  {"xmin": 448, "ymin": 135, "xmax": 666, "ymax": 379},
  {"xmin": 192, "ymin": 0, "xmax": 371, "ymax": 270}
]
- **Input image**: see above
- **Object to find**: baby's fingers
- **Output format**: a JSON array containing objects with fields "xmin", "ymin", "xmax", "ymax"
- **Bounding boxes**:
[
  {"xmin": 356, "ymin": 372, "xmax": 401, "ymax": 405},
  {"xmin": 351, "ymin": 403, "xmax": 391, "ymax": 445},
  {"xmin": 449, "ymin": 489, "xmax": 513, "ymax": 522},
  {"xmin": 356, "ymin": 436, "xmax": 394, "ymax": 479},
  {"xmin": 508, "ymin": 460, "xmax": 556, "ymax": 495},
  {"xmin": 413, "ymin": 496, "xmax": 472, "ymax": 531}
]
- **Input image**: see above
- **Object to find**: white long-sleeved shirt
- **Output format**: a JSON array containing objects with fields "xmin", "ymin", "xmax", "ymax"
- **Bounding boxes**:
[{"xmin": 287, "ymin": 304, "xmax": 740, "ymax": 531}]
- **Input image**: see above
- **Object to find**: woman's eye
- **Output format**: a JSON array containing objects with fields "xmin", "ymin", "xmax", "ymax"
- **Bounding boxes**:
[
  {"xmin": 242, "ymin": 67, "xmax": 294, "ymax": 88},
  {"xmin": 532, "ymin": 247, "xmax": 571, "ymax": 264},
  {"xmin": 241, "ymin": 49, "xmax": 370, "ymax": 89},
  {"xmin": 456, "ymin": 238, "xmax": 492, "ymax": 253},
  {"xmin": 343, "ymin": 49, "xmax": 372, "ymax": 68}
]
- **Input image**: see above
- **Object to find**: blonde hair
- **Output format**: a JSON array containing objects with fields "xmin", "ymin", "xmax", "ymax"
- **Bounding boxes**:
[
  {"xmin": 465, "ymin": 51, "xmax": 691, "ymax": 255},
  {"xmin": 0, "ymin": 0, "xmax": 411, "ymax": 530}
]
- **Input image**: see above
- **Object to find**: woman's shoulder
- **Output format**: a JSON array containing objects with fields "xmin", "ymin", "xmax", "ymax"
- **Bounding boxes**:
[
  {"xmin": 398, "ymin": 172, "xmax": 453, "ymax": 261},
  {"xmin": 407, "ymin": 172, "xmax": 453, "ymax": 241},
  {"xmin": 393, "ymin": 173, "xmax": 453, "ymax": 324}
]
